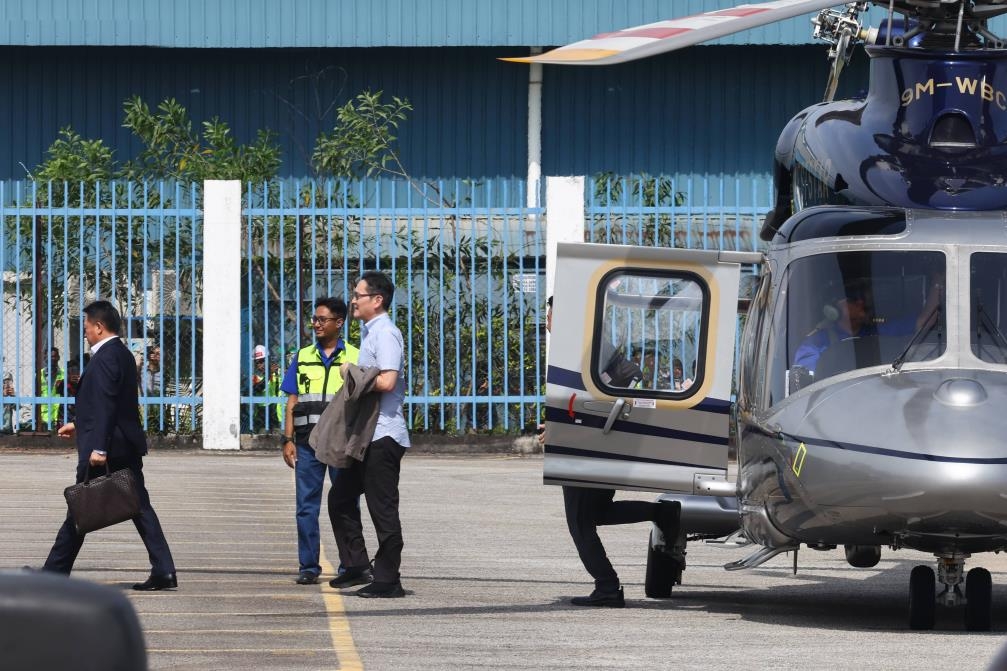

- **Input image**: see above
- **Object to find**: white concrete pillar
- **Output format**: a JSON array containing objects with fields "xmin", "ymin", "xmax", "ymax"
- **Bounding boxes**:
[
  {"xmin": 201, "ymin": 180, "xmax": 241, "ymax": 450},
  {"xmin": 544, "ymin": 175, "xmax": 585, "ymax": 301},
  {"xmin": 544, "ymin": 176, "xmax": 585, "ymax": 355}
]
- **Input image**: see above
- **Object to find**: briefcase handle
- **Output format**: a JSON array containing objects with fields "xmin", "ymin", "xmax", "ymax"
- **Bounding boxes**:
[{"xmin": 82, "ymin": 462, "xmax": 114, "ymax": 485}]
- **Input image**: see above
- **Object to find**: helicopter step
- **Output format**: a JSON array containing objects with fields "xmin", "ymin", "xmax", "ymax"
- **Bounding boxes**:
[
  {"xmin": 909, "ymin": 553, "xmax": 993, "ymax": 631},
  {"xmin": 723, "ymin": 543, "xmax": 800, "ymax": 571}
]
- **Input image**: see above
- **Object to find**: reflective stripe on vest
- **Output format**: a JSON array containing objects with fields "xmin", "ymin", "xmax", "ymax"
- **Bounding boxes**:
[{"xmin": 291, "ymin": 341, "xmax": 360, "ymax": 442}]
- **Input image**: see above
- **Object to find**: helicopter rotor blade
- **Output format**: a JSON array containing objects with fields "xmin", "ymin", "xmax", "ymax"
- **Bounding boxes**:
[{"xmin": 502, "ymin": 0, "xmax": 848, "ymax": 65}]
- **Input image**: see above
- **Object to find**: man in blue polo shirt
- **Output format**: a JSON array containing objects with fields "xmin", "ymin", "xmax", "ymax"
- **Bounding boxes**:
[{"xmin": 279, "ymin": 297, "xmax": 359, "ymax": 585}]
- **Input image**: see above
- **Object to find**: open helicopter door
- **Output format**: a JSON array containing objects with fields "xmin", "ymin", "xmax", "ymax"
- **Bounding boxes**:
[{"xmin": 545, "ymin": 242, "xmax": 760, "ymax": 494}]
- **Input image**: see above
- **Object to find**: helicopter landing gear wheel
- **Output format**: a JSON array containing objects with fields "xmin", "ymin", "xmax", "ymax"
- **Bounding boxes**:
[
  {"xmin": 909, "ymin": 565, "xmax": 936, "ymax": 630},
  {"xmin": 644, "ymin": 542, "xmax": 681, "ymax": 598},
  {"xmin": 965, "ymin": 567, "xmax": 992, "ymax": 632}
]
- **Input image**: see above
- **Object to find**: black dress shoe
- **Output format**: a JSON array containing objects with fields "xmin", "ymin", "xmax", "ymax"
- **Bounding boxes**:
[
  {"xmin": 571, "ymin": 587, "xmax": 625, "ymax": 608},
  {"xmin": 356, "ymin": 581, "xmax": 405, "ymax": 598},
  {"xmin": 328, "ymin": 568, "xmax": 373, "ymax": 588},
  {"xmin": 296, "ymin": 571, "xmax": 319, "ymax": 585},
  {"xmin": 132, "ymin": 573, "xmax": 178, "ymax": 591}
]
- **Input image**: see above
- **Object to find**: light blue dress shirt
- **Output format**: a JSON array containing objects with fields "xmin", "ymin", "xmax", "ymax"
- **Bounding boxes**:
[{"xmin": 358, "ymin": 313, "xmax": 410, "ymax": 447}]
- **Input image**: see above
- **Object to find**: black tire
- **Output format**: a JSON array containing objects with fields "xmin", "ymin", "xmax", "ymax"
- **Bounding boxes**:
[
  {"xmin": 644, "ymin": 543, "xmax": 677, "ymax": 599},
  {"xmin": 909, "ymin": 565, "xmax": 936, "ymax": 630},
  {"xmin": 965, "ymin": 567, "xmax": 993, "ymax": 632}
]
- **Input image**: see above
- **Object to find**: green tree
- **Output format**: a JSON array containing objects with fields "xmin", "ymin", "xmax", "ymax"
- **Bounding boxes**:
[
  {"xmin": 311, "ymin": 90, "xmax": 412, "ymax": 180},
  {"xmin": 119, "ymin": 96, "xmax": 281, "ymax": 183},
  {"xmin": 590, "ymin": 172, "xmax": 687, "ymax": 247}
]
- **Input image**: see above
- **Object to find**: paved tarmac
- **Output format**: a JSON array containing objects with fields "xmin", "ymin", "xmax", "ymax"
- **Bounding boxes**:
[{"xmin": 3, "ymin": 450, "xmax": 1007, "ymax": 670}]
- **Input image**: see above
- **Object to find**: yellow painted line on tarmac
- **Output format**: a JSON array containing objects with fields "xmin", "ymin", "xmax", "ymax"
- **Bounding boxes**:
[
  {"xmin": 146, "ymin": 644, "xmax": 330, "ymax": 648},
  {"xmin": 319, "ymin": 545, "xmax": 364, "ymax": 671},
  {"xmin": 145, "ymin": 629, "xmax": 336, "ymax": 634}
]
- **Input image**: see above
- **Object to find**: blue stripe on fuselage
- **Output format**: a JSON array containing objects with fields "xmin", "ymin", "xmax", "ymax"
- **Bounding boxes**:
[
  {"xmin": 789, "ymin": 433, "xmax": 1007, "ymax": 464},
  {"xmin": 545, "ymin": 406, "xmax": 727, "ymax": 446},
  {"xmin": 544, "ymin": 444, "xmax": 723, "ymax": 471}
]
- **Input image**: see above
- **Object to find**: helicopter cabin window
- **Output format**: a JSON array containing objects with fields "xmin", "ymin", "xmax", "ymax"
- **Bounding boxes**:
[
  {"xmin": 775, "ymin": 250, "xmax": 946, "ymax": 395},
  {"xmin": 970, "ymin": 253, "xmax": 1007, "ymax": 364},
  {"xmin": 593, "ymin": 271, "xmax": 707, "ymax": 397}
]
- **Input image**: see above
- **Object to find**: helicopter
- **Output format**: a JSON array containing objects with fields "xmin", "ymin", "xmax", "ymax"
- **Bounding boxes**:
[{"xmin": 516, "ymin": 0, "xmax": 1007, "ymax": 631}]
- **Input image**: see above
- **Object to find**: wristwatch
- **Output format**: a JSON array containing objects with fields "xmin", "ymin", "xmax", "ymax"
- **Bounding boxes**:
[{"xmin": 281, "ymin": 435, "xmax": 294, "ymax": 446}]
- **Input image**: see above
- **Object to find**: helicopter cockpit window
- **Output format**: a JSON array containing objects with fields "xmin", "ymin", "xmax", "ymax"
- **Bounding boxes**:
[
  {"xmin": 593, "ymin": 272, "xmax": 706, "ymax": 396},
  {"xmin": 775, "ymin": 250, "xmax": 945, "ymax": 395},
  {"xmin": 970, "ymin": 253, "xmax": 1007, "ymax": 364}
]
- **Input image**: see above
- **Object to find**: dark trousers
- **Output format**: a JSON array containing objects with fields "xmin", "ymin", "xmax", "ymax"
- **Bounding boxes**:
[
  {"xmin": 328, "ymin": 436, "xmax": 406, "ymax": 584},
  {"xmin": 562, "ymin": 485, "xmax": 656, "ymax": 593},
  {"xmin": 43, "ymin": 456, "xmax": 176, "ymax": 577}
]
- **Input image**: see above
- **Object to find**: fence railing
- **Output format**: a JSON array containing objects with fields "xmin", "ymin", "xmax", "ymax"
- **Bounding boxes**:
[
  {"xmin": 0, "ymin": 180, "xmax": 201, "ymax": 434},
  {"xmin": 239, "ymin": 178, "xmax": 546, "ymax": 434},
  {"xmin": 0, "ymin": 175, "xmax": 770, "ymax": 437}
]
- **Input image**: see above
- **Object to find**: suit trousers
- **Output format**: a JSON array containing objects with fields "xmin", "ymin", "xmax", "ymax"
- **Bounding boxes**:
[
  {"xmin": 328, "ymin": 436, "xmax": 406, "ymax": 584},
  {"xmin": 43, "ymin": 456, "xmax": 176, "ymax": 576},
  {"xmin": 562, "ymin": 485, "xmax": 656, "ymax": 593}
]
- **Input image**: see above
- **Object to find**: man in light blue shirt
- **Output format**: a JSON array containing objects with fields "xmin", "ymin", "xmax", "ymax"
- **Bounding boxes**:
[{"xmin": 328, "ymin": 271, "xmax": 410, "ymax": 598}]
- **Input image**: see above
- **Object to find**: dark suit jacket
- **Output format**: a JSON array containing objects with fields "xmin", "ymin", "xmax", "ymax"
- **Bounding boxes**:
[{"xmin": 74, "ymin": 337, "xmax": 147, "ymax": 463}]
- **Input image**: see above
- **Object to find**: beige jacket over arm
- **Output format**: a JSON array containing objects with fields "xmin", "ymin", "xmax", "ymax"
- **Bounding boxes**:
[{"xmin": 309, "ymin": 364, "xmax": 382, "ymax": 468}]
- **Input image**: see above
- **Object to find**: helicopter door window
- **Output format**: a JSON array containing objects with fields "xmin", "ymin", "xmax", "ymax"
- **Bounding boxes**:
[
  {"xmin": 593, "ymin": 271, "xmax": 707, "ymax": 397},
  {"xmin": 780, "ymin": 250, "xmax": 945, "ymax": 393},
  {"xmin": 970, "ymin": 253, "xmax": 1007, "ymax": 364}
]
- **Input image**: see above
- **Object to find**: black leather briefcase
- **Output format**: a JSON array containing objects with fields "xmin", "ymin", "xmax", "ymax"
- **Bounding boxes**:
[{"xmin": 63, "ymin": 464, "xmax": 141, "ymax": 534}]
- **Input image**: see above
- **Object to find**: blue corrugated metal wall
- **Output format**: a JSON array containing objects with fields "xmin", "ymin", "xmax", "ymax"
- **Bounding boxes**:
[
  {"xmin": 0, "ymin": 43, "xmax": 865, "ymax": 183},
  {"xmin": 0, "ymin": 46, "xmax": 528, "ymax": 181},
  {"xmin": 2, "ymin": 0, "xmax": 861, "ymax": 48}
]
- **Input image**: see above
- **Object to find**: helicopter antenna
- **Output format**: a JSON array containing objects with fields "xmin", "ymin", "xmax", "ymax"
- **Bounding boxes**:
[
  {"xmin": 886, "ymin": 0, "xmax": 895, "ymax": 45},
  {"xmin": 955, "ymin": 0, "xmax": 966, "ymax": 50}
]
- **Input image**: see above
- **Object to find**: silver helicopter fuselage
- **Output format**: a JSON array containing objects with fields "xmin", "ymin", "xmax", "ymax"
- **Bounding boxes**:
[{"xmin": 738, "ymin": 208, "xmax": 1007, "ymax": 556}]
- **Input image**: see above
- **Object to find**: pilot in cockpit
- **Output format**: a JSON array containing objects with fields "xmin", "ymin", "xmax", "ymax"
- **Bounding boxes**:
[{"xmin": 792, "ymin": 275, "xmax": 942, "ymax": 378}]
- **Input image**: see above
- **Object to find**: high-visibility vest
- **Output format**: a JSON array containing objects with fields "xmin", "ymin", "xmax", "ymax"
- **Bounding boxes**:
[
  {"xmin": 290, "ymin": 341, "xmax": 359, "ymax": 443},
  {"xmin": 39, "ymin": 367, "xmax": 65, "ymax": 425},
  {"xmin": 269, "ymin": 371, "xmax": 283, "ymax": 422}
]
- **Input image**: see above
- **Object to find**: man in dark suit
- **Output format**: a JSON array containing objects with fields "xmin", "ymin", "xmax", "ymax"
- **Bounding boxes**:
[{"xmin": 42, "ymin": 301, "xmax": 177, "ymax": 590}]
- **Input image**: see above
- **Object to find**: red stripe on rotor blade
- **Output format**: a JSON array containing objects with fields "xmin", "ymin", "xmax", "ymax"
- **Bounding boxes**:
[
  {"xmin": 594, "ymin": 27, "xmax": 691, "ymax": 40},
  {"xmin": 710, "ymin": 8, "xmax": 770, "ymax": 17},
  {"xmin": 568, "ymin": 393, "xmax": 577, "ymax": 419}
]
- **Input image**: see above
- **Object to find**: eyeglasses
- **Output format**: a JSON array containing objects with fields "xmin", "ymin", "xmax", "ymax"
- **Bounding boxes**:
[
  {"xmin": 310, "ymin": 315, "xmax": 341, "ymax": 325},
  {"xmin": 351, "ymin": 291, "xmax": 379, "ymax": 300}
]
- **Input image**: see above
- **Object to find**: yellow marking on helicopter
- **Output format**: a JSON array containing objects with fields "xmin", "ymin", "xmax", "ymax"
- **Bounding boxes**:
[
  {"xmin": 901, "ymin": 76, "xmax": 1007, "ymax": 110},
  {"xmin": 501, "ymin": 49, "xmax": 620, "ymax": 64},
  {"xmin": 792, "ymin": 442, "xmax": 807, "ymax": 477}
]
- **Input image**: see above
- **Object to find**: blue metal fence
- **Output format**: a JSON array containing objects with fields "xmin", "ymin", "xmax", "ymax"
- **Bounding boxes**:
[
  {"xmin": 0, "ymin": 180, "xmax": 201, "ymax": 434},
  {"xmin": 240, "ymin": 178, "xmax": 547, "ymax": 434},
  {"xmin": 0, "ymin": 175, "xmax": 769, "ymax": 437},
  {"xmin": 585, "ymin": 174, "xmax": 770, "ymax": 385}
]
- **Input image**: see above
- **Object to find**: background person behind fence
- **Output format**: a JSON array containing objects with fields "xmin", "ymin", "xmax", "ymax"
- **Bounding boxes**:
[
  {"xmin": 39, "ymin": 347, "xmax": 65, "ymax": 430},
  {"xmin": 2, "ymin": 372, "xmax": 16, "ymax": 433},
  {"xmin": 280, "ymin": 297, "xmax": 360, "ymax": 585},
  {"xmin": 328, "ymin": 271, "xmax": 410, "ymax": 599},
  {"xmin": 139, "ymin": 345, "xmax": 163, "ymax": 427}
]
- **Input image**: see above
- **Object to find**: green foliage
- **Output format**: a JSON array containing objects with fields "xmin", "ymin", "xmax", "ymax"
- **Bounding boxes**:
[
  {"xmin": 311, "ymin": 90, "xmax": 412, "ymax": 179},
  {"xmin": 33, "ymin": 127, "xmax": 115, "ymax": 184},
  {"xmin": 593, "ymin": 172, "xmax": 686, "ymax": 208},
  {"xmin": 119, "ymin": 96, "xmax": 281, "ymax": 183},
  {"xmin": 590, "ymin": 172, "xmax": 689, "ymax": 247}
]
